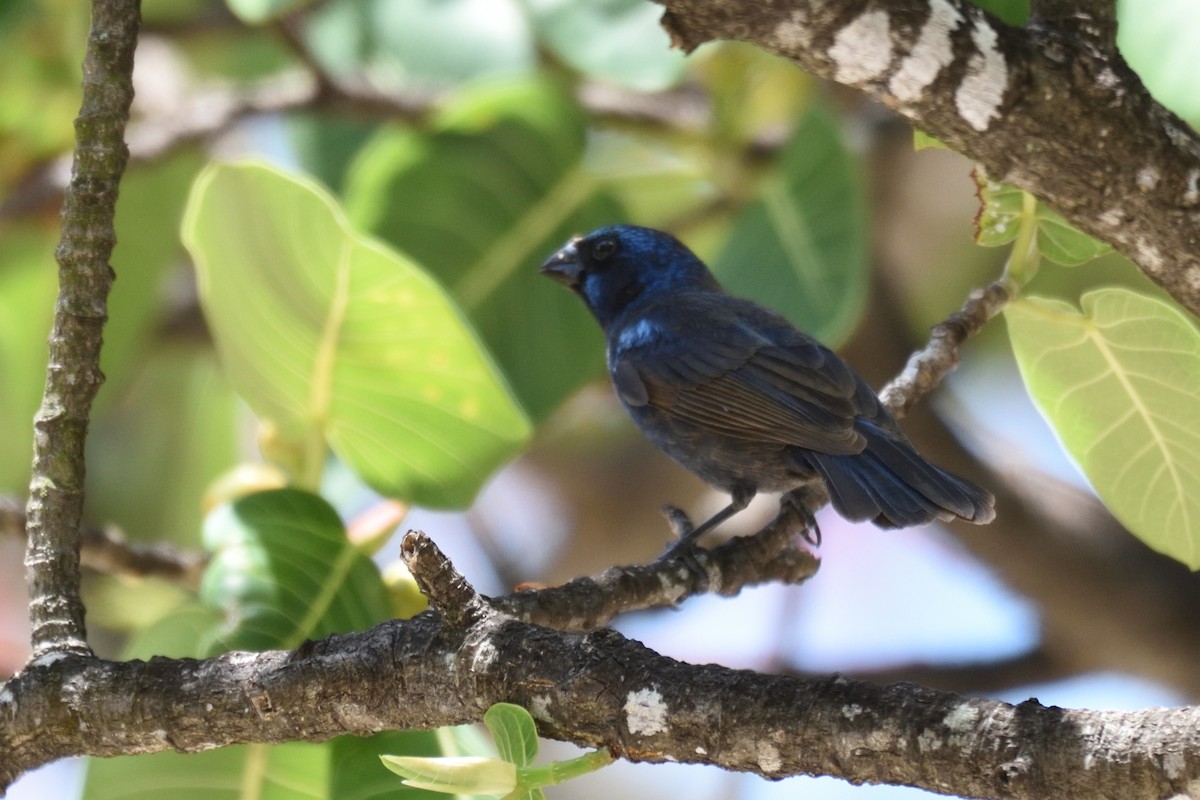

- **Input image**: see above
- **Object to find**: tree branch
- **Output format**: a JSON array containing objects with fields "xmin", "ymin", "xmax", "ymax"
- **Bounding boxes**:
[
  {"xmin": 654, "ymin": 0, "xmax": 1200, "ymax": 318},
  {"xmin": 3, "ymin": 532, "xmax": 1199, "ymax": 799},
  {"xmin": 23, "ymin": 0, "xmax": 141, "ymax": 659}
]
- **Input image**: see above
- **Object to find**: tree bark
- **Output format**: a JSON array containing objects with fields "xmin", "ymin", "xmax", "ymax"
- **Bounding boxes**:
[{"xmin": 23, "ymin": 0, "xmax": 140, "ymax": 659}]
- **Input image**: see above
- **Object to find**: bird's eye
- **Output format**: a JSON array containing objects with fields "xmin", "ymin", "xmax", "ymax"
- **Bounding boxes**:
[{"xmin": 591, "ymin": 237, "xmax": 617, "ymax": 261}]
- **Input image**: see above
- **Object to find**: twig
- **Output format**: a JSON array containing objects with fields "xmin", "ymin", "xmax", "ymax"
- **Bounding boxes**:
[
  {"xmin": 878, "ymin": 279, "xmax": 1012, "ymax": 419},
  {"xmin": 2, "ymin": 496, "xmax": 207, "ymax": 589},
  {"xmin": 24, "ymin": 0, "xmax": 141, "ymax": 659},
  {"xmin": 491, "ymin": 499, "xmax": 819, "ymax": 630}
]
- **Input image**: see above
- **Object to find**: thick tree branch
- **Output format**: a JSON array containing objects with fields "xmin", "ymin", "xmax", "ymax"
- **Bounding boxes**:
[
  {"xmin": 654, "ymin": 0, "xmax": 1200, "ymax": 318},
  {"xmin": 3, "ymin": 532, "xmax": 1200, "ymax": 799},
  {"xmin": 23, "ymin": 0, "xmax": 140, "ymax": 659}
]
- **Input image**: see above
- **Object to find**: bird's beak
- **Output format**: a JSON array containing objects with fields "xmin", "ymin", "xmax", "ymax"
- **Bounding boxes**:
[{"xmin": 539, "ymin": 238, "xmax": 583, "ymax": 288}]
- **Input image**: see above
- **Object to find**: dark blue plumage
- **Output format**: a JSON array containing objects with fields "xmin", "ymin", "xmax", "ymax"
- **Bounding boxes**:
[{"xmin": 541, "ymin": 224, "xmax": 995, "ymax": 552}]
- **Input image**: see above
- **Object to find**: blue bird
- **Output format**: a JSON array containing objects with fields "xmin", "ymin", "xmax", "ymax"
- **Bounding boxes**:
[{"xmin": 540, "ymin": 224, "xmax": 995, "ymax": 556}]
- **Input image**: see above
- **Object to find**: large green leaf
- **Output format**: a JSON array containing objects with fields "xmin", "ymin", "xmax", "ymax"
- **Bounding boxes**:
[
  {"xmin": 713, "ymin": 103, "xmax": 868, "ymax": 347},
  {"xmin": 199, "ymin": 488, "xmax": 390, "ymax": 651},
  {"xmin": 346, "ymin": 79, "xmax": 623, "ymax": 421},
  {"xmin": 1006, "ymin": 288, "xmax": 1200, "ymax": 567},
  {"xmin": 84, "ymin": 742, "xmax": 329, "ymax": 800},
  {"xmin": 1118, "ymin": 0, "xmax": 1200, "ymax": 127},
  {"xmin": 523, "ymin": 0, "xmax": 686, "ymax": 91},
  {"xmin": 0, "ymin": 224, "xmax": 57, "ymax": 492},
  {"xmin": 304, "ymin": 0, "xmax": 534, "ymax": 90},
  {"xmin": 184, "ymin": 161, "xmax": 531, "ymax": 508},
  {"xmin": 85, "ymin": 346, "xmax": 238, "ymax": 547},
  {"xmin": 332, "ymin": 731, "xmax": 449, "ymax": 800},
  {"xmin": 106, "ymin": 152, "xmax": 206, "ymax": 401},
  {"xmin": 224, "ymin": 0, "xmax": 308, "ymax": 24}
]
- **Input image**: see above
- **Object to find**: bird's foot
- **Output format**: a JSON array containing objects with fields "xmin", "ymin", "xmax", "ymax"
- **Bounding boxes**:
[{"xmin": 781, "ymin": 488, "xmax": 823, "ymax": 547}]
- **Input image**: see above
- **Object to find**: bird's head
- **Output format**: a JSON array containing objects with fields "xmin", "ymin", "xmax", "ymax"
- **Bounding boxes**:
[{"xmin": 540, "ymin": 225, "xmax": 720, "ymax": 330}]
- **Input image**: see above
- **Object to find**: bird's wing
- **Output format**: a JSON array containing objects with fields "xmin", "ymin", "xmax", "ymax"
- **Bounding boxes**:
[{"xmin": 611, "ymin": 302, "xmax": 868, "ymax": 455}]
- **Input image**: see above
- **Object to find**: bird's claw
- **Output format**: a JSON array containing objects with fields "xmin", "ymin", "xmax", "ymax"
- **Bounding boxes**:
[{"xmin": 782, "ymin": 488, "xmax": 823, "ymax": 547}]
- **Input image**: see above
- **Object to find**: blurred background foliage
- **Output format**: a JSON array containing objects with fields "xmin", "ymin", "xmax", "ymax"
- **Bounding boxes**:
[{"xmin": 3, "ymin": 0, "xmax": 1200, "ymax": 798}]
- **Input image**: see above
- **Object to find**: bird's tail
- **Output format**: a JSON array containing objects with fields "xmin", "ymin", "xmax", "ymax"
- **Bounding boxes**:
[{"xmin": 806, "ymin": 431, "xmax": 995, "ymax": 528}]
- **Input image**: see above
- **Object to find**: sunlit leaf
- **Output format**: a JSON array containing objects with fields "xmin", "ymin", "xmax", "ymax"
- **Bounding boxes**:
[
  {"xmin": 381, "ymin": 755, "xmax": 517, "ymax": 796},
  {"xmin": 1118, "ymin": 0, "xmax": 1200, "ymax": 127},
  {"xmin": 184, "ymin": 161, "xmax": 531, "ymax": 507},
  {"xmin": 1006, "ymin": 288, "xmax": 1200, "ymax": 567},
  {"xmin": 346, "ymin": 79, "xmax": 624, "ymax": 420},
  {"xmin": 913, "ymin": 130, "xmax": 948, "ymax": 151},
  {"xmin": 0, "ymin": 224, "xmax": 56, "ymax": 492},
  {"xmin": 485, "ymin": 704, "xmax": 539, "ymax": 768},
  {"xmin": 524, "ymin": 0, "xmax": 686, "ymax": 90},
  {"xmin": 85, "ymin": 346, "xmax": 239, "ymax": 548},
  {"xmin": 106, "ymin": 151, "xmax": 205, "ymax": 400},
  {"xmin": 305, "ymin": 0, "xmax": 534, "ymax": 89},
  {"xmin": 224, "ymin": 0, "xmax": 308, "ymax": 24},
  {"xmin": 83, "ymin": 742, "xmax": 328, "ymax": 800},
  {"xmin": 714, "ymin": 103, "xmax": 868, "ymax": 346}
]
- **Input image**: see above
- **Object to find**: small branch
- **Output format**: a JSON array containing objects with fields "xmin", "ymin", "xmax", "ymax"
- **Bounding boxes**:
[
  {"xmin": 24, "ymin": 0, "xmax": 141, "ymax": 659},
  {"xmin": 878, "ymin": 279, "xmax": 1012, "ymax": 418},
  {"xmin": 401, "ymin": 531, "xmax": 489, "ymax": 629},
  {"xmin": 492, "ymin": 499, "xmax": 819, "ymax": 630}
]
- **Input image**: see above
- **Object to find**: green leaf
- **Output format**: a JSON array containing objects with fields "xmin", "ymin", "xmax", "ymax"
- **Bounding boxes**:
[
  {"xmin": 912, "ymin": 129, "xmax": 948, "ymax": 151},
  {"xmin": 305, "ymin": 0, "xmax": 534, "ymax": 90},
  {"xmin": 346, "ymin": 79, "xmax": 624, "ymax": 420},
  {"xmin": 966, "ymin": 0, "xmax": 1029, "ymax": 25},
  {"xmin": 332, "ymin": 731, "xmax": 450, "ymax": 800},
  {"xmin": 0, "ymin": 224, "xmax": 57, "ymax": 492},
  {"xmin": 83, "ymin": 742, "xmax": 328, "ymax": 800},
  {"xmin": 224, "ymin": 0, "xmax": 307, "ymax": 24},
  {"xmin": 524, "ymin": 0, "xmax": 686, "ymax": 91},
  {"xmin": 974, "ymin": 174, "xmax": 1110, "ymax": 266},
  {"xmin": 106, "ymin": 152, "xmax": 205, "ymax": 401},
  {"xmin": 1006, "ymin": 288, "xmax": 1200, "ymax": 568},
  {"xmin": 380, "ymin": 755, "xmax": 517, "ymax": 796},
  {"xmin": 199, "ymin": 488, "xmax": 390, "ymax": 652},
  {"xmin": 713, "ymin": 102, "xmax": 869, "ymax": 347},
  {"xmin": 85, "ymin": 346, "xmax": 239, "ymax": 548},
  {"xmin": 184, "ymin": 161, "xmax": 532, "ymax": 507},
  {"xmin": 1118, "ymin": 0, "xmax": 1200, "ymax": 127},
  {"xmin": 485, "ymin": 703, "xmax": 539, "ymax": 768}
]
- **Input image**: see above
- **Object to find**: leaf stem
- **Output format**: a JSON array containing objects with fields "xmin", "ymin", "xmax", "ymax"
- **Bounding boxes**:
[
  {"xmin": 520, "ymin": 749, "xmax": 613, "ymax": 789},
  {"xmin": 1003, "ymin": 191, "xmax": 1041, "ymax": 290}
]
